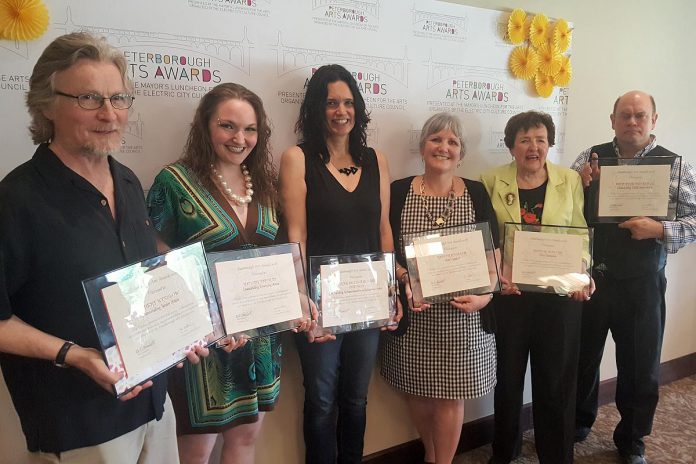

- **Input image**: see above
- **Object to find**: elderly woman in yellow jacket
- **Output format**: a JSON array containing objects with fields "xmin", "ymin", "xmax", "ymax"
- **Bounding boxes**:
[{"xmin": 481, "ymin": 111, "xmax": 592, "ymax": 464}]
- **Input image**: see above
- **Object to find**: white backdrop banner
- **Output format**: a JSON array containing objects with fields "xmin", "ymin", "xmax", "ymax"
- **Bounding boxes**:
[{"xmin": 0, "ymin": 0, "xmax": 571, "ymax": 185}]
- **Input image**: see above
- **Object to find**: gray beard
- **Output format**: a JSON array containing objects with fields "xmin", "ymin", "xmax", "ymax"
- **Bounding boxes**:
[{"xmin": 80, "ymin": 144, "xmax": 117, "ymax": 159}]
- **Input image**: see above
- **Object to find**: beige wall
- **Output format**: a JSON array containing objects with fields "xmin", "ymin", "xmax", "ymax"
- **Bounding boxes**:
[{"xmin": 2, "ymin": 1, "xmax": 695, "ymax": 463}]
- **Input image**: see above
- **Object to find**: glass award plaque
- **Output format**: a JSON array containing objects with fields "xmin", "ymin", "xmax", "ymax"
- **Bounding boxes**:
[
  {"xmin": 502, "ymin": 222, "xmax": 593, "ymax": 295},
  {"xmin": 83, "ymin": 241, "xmax": 224, "ymax": 397},
  {"xmin": 587, "ymin": 155, "xmax": 680, "ymax": 223},
  {"xmin": 402, "ymin": 222, "xmax": 500, "ymax": 305},
  {"xmin": 206, "ymin": 242, "xmax": 311, "ymax": 340},
  {"xmin": 309, "ymin": 252, "xmax": 398, "ymax": 336}
]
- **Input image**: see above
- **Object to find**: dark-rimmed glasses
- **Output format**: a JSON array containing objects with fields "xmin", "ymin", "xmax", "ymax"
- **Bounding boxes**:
[{"xmin": 54, "ymin": 91, "xmax": 135, "ymax": 110}]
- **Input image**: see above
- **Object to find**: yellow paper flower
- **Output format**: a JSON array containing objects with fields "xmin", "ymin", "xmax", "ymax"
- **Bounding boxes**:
[
  {"xmin": 537, "ymin": 42, "xmax": 562, "ymax": 76},
  {"xmin": 554, "ymin": 55, "xmax": 572, "ymax": 86},
  {"xmin": 524, "ymin": 17, "xmax": 532, "ymax": 42},
  {"xmin": 529, "ymin": 13, "xmax": 549, "ymax": 48},
  {"xmin": 509, "ymin": 45, "xmax": 539, "ymax": 80},
  {"xmin": 553, "ymin": 19, "xmax": 572, "ymax": 53},
  {"xmin": 507, "ymin": 8, "xmax": 526, "ymax": 44},
  {"xmin": 0, "ymin": 0, "xmax": 49, "ymax": 41},
  {"xmin": 535, "ymin": 73, "xmax": 554, "ymax": 98}
]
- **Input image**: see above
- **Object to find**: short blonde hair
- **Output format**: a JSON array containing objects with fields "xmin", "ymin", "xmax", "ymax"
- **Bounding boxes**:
[
  {"xmin": 419, "ymin": 112, "xmax": 466, "ymax": 157},
  {"xmin": 26, "ymin": 32, "xmax": 132, "ymax": 144}
]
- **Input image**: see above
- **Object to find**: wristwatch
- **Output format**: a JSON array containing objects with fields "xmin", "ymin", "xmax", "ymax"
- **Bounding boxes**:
[{"xmin": 54, "ymin": 341, "xmax": 75, "ymax": 368}]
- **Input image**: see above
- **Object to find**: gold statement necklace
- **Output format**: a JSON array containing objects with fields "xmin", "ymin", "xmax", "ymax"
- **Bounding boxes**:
[{"xmin": 419, "ymin": 178, "xmax": 456, "ymax": 227}]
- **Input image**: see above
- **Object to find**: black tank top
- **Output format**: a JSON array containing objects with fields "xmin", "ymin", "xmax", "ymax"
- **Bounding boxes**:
[{"xmin": 302, "ymin": 144, "xmax": 382, "ymax": 257}]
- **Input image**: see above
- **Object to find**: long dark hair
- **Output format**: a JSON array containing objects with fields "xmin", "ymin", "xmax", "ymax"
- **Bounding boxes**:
[
  {"xmin": 180, "ymin": 83, "xmax": 276, "ymax": 207},
  {"xmin": 295, "ymin": 64, "xmax": 371, "ymax": 165}
]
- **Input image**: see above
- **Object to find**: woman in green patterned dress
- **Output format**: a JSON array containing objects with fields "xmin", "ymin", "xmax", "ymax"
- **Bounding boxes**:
[{"xmin": 147, "ymin": 83, "xmax": 288, "ymax": 464}]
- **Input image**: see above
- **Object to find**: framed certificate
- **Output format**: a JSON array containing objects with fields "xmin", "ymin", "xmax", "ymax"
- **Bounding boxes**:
[
  {"xmin": 402, "ymin": 222, "xmax": 500, "ymax": 305},
  {"xmin": 502, "ymin": 223, "xmax": 593, "ymax": 295},
  {"xmin": 587, "ymin": 155, "xmax": 680, "ymax": 223},
  {"xmin": 206, "ymin": 242, "xmax": 311, "ymax": 339},
  {"xmin": 309, "ymin": 253, "xmax": 398, "ymax": 335},
  {"xmin": 83, "ymin": 241, "xmax": 225, "ymax": 397}
]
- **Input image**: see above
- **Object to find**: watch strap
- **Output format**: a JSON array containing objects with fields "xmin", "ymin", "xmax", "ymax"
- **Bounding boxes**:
[{"xmin": 54, "ymin": 341, "xmax": 75, "ymax": 368}]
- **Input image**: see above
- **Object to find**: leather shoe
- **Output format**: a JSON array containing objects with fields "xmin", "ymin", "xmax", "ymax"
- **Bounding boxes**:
[{"xmin": 623, "ymin": 455, "xmax": 647, "ymax": 464}]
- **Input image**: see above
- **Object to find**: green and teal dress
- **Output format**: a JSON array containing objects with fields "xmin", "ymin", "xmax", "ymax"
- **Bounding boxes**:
[{"xmin": 147, "ymin": 162, "xmax": 282, "ymax": 434}]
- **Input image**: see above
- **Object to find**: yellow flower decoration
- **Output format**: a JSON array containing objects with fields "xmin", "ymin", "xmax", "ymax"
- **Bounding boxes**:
[
  {"xmin": 553, "ymin": 19, "xmax": 572, "ymax": 53},
  {"xmin": 524, "ymin": 17, "xmax": 532, "ymax": 42},
  {"xmin": 529, "ymin": 13, "xmax": 549, "ymax": 48},
  {"xmin": 554, "ymin": 55, "xmax": 572, "ymax": 86},
  {"xmin": 0, "ymin": 0, "xmax": 49, "ymax": 41},
  {"xmin": 535, "ymin": 73, "xmax": 554, "ymax": 98},
  {"xmin": 537, "ymin": 42, "xmax": 562, "ymax": 76},
  {"xmin": 507, "ymin": 8, "xmax": 526, "ymax": 44},
  {"xmin": 509, "ymin": 45, "xmax": 539, "ymax": 80}
]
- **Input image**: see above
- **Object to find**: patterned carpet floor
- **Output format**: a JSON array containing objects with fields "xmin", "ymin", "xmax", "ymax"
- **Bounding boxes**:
[{"xmin": 454, "ymin": 374, "xmax": 696, "ymax": 464}]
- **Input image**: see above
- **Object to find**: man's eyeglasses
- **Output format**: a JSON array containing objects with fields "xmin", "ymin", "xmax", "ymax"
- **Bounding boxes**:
[
  {"xmin": 54, "ymin": 91, "xmax": 135, "ymax": 110},
  {"xmin": 617, "ymin": 112, "xmax": 650, "ymax": 122}
]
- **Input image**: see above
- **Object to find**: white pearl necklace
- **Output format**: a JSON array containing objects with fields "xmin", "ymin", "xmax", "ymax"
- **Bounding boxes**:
[{"xmin": 211, "ymin": 164, "xmax": 254, "ymax": 205}]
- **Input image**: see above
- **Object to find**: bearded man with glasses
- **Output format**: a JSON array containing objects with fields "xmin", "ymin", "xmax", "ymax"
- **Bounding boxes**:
[{"xmin": 0, "ymin": 32, "xmax": 206, "ymax": 463}]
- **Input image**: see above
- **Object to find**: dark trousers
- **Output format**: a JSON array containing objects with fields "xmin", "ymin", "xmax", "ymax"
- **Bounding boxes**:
[
  {"xmin": 491, "ymin": 293, "xmax": 582, "ymax": 464},
  {"xmin": 295, "ymin": 329, "xmax": 380, "ymax": 464},
  {"xmin": 575, "ymin": 269, "xmax": 667, "ymax": 456}
]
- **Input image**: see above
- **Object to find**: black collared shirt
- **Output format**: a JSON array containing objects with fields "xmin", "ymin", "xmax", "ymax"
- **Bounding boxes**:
[{"xmin": 0, "ymin": 144, "xmax": 166, "ymax": 453}]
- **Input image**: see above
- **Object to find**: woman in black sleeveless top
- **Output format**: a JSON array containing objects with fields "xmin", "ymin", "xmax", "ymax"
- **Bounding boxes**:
[{"xmin": 280, "ymin": 64, "xmax": 400, "ymax": 464}]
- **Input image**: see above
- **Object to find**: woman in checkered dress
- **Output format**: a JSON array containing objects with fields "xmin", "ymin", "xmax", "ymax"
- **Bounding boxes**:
[{"xmin": 381, "ymin": 113, "xmax": 499, "ymax": 464}]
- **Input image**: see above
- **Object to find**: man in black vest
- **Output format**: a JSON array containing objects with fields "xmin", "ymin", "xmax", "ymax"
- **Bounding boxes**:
[{"xmin": 570, "ymin": 90, "xmax": 696, "ymax": 464}]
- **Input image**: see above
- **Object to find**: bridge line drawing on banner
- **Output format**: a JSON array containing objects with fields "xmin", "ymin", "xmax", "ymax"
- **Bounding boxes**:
[
  {"xmin": 273, "ymin": 33, "xmax": 408, "ymax": 87},
  {"xmin": 411, "ymin": 4, "xmax": 469, "ymax": 42},
  {"xmin": 312, "ymin": 0, "xmax": 380, "ymax": 19},
  {"xmin": 53, "ymin": 6, "xmax": 253, "ymax": 74}
]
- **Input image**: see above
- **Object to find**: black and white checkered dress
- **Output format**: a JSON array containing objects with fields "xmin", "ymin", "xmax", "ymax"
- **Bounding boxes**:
[{"xmin": 381, "ymin": 188, "xmax": 496, "ymax": 399}]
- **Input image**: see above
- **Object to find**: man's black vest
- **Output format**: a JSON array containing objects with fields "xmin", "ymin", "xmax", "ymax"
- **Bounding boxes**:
[{"xmin": 585, "ymin": 142, "xmax": 674, "ymax": 278}]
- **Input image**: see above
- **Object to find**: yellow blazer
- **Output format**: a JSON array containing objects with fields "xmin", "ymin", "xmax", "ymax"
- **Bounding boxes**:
[{"xmin": 480, "ymin": 160, "xmax": 587, "ymax": 242}]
